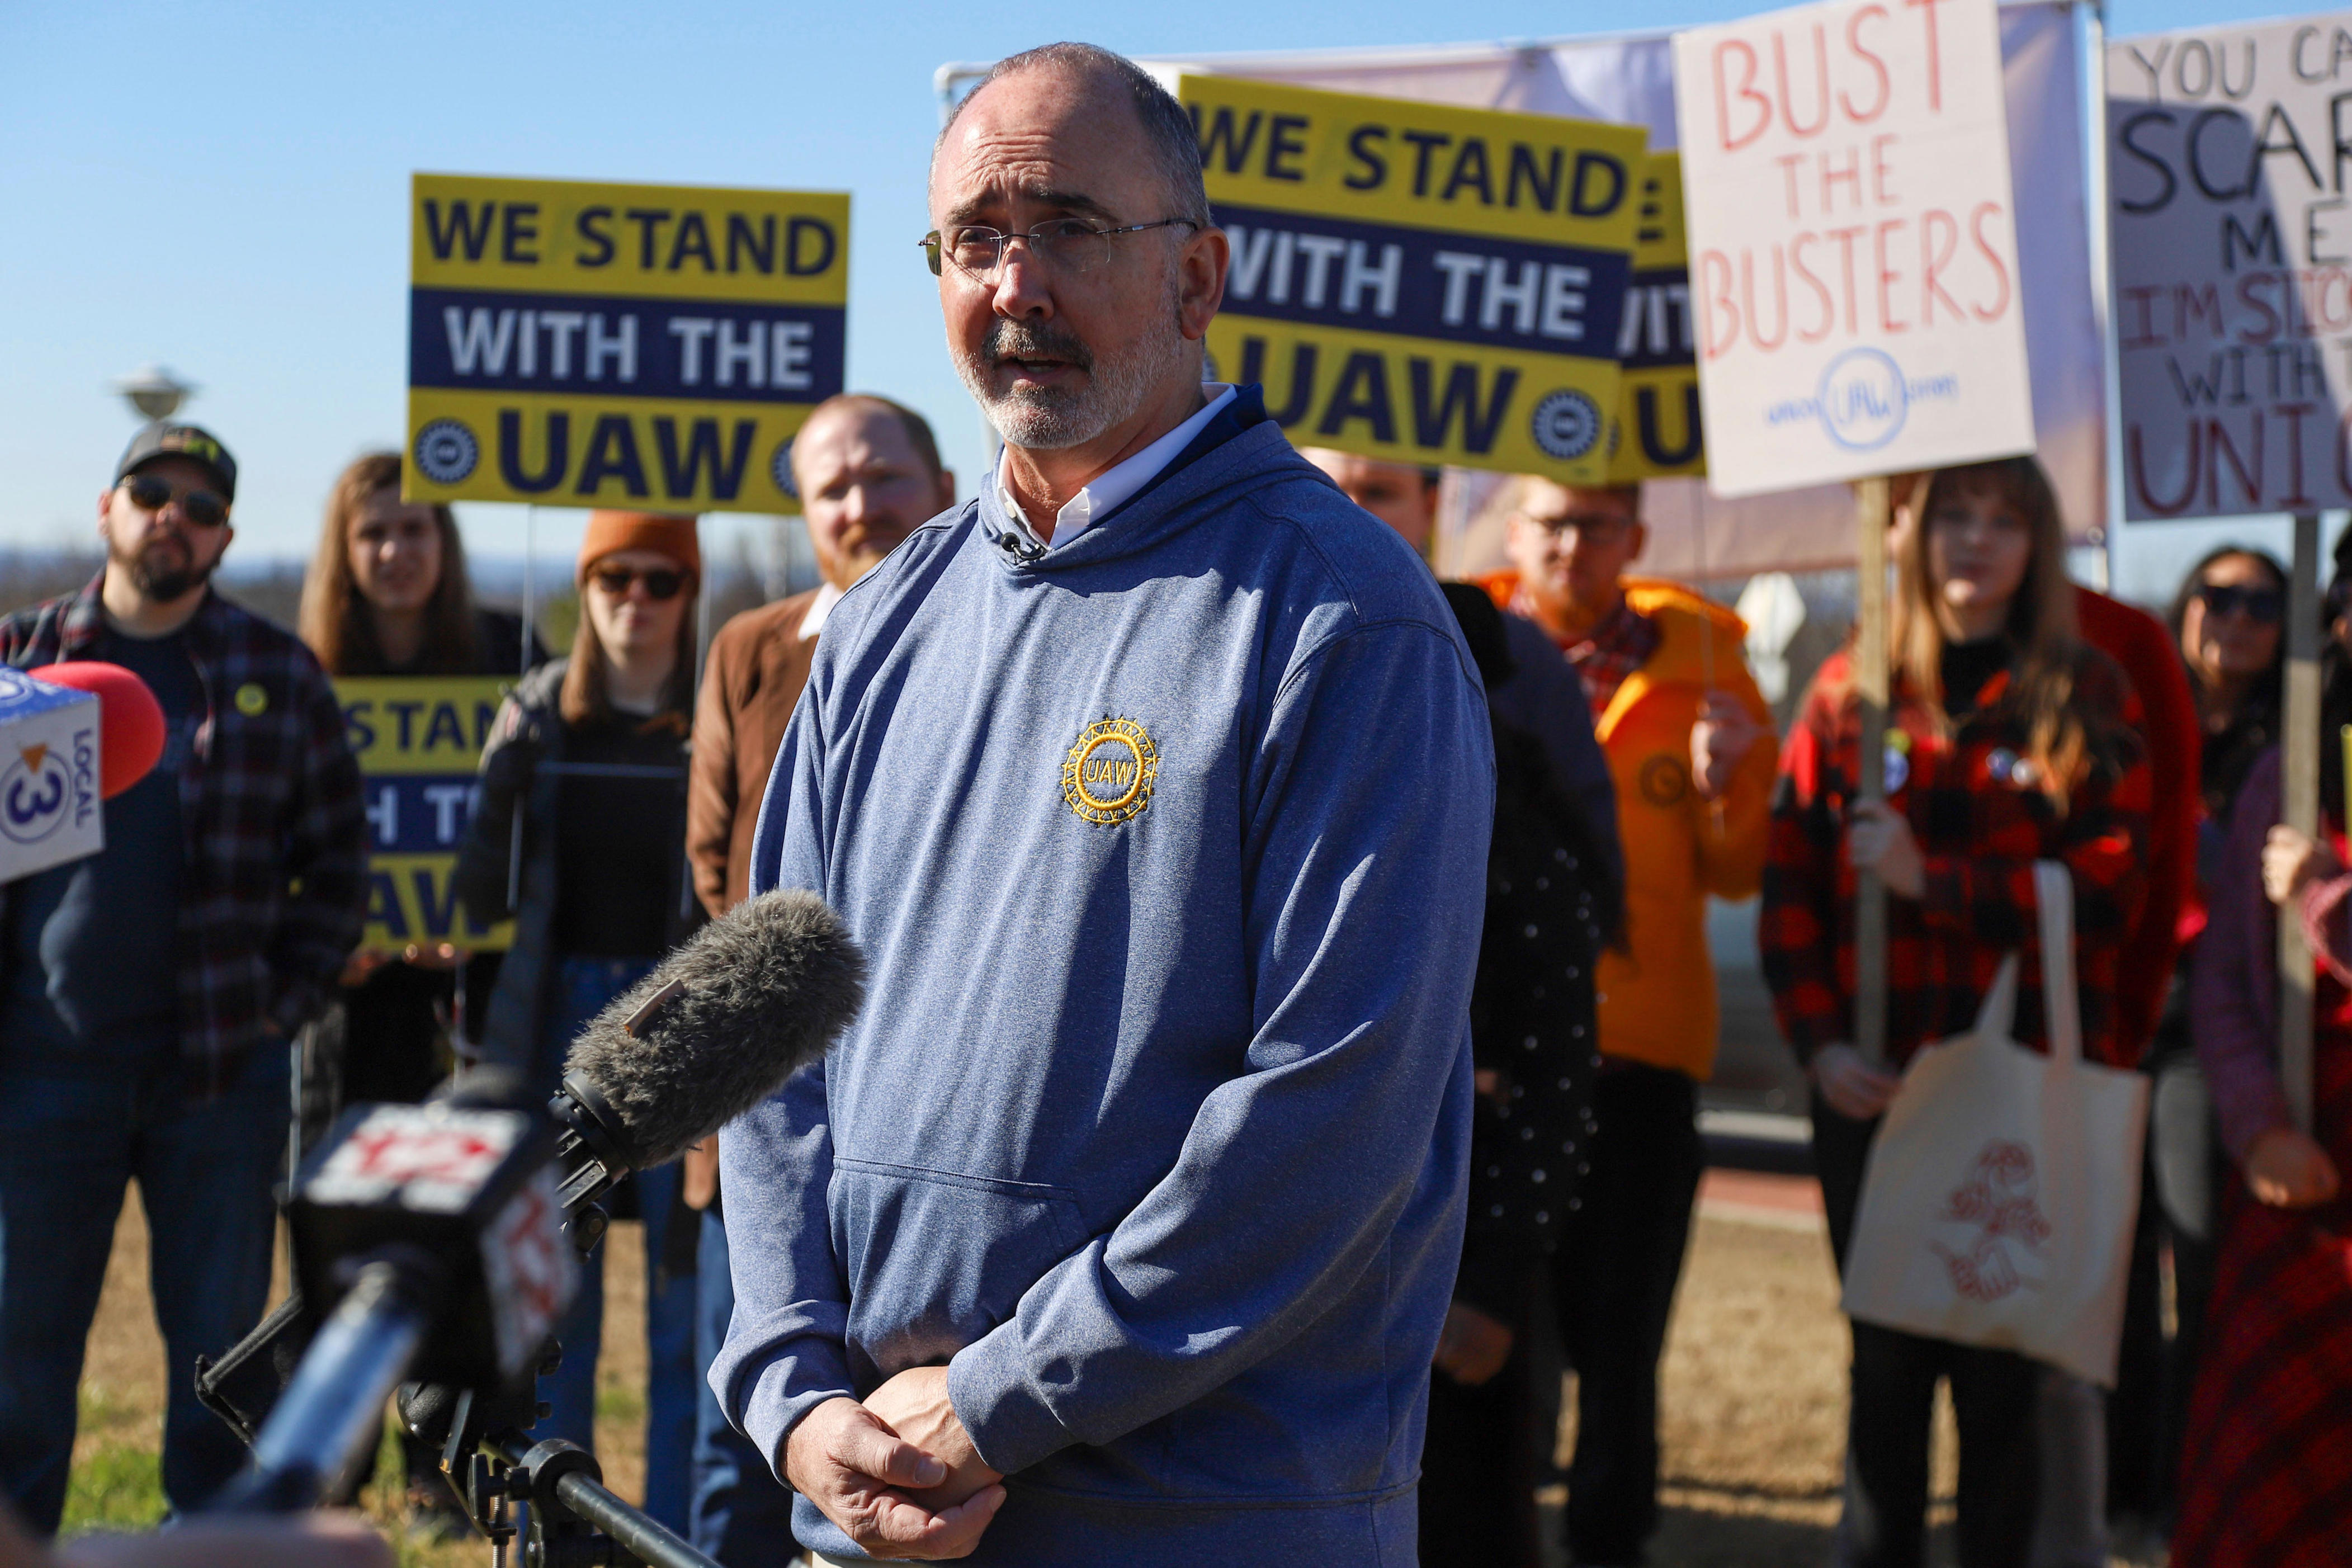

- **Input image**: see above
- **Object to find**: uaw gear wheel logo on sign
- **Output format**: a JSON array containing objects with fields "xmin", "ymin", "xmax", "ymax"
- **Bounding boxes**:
[
  {"xmin": 413, "ymin": 419, "xmax": 480, "ymax": 485},
  {"xmin": 1531, "ymin": 389, "xmax": 1603, "ymax": 462},
  {"xmin": 1062, "ymin": 717, "xmax": 1159, "ymax": 826}
]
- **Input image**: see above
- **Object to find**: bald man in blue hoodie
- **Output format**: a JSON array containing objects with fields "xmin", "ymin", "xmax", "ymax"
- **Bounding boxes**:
[{"xmin": 712, "ymin": 43, "xmax": 1494, "ymax": 1567}]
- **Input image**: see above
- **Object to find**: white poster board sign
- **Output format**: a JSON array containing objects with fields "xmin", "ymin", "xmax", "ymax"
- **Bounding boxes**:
[
  {"xmin": 1671, "ymin": 0, "xmax": 2033, "ymax": 498},
  {"xmin": 2109, "ymin": 14, "xmax": 2352, "ymax": 519}
]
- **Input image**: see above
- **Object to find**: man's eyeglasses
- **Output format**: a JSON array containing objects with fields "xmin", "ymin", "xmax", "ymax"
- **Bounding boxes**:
[
  {"xmin": 121, "ymin": 473, "xmax": 228, "ymax": 529},
  {"xmin": 1520, "ymin": 511, "xmax": 1636, "ymax": 545},
  {"xmin": 2195, "ymin": 581, "xmax": 2284, "ymax": 624},
  {"xmin": 920, "ymin": 218, "xmax": 1199, "ymax": 281},
  {"xmin": 589, "ymin": 566, "xmax": 687, "ymax": 601}
]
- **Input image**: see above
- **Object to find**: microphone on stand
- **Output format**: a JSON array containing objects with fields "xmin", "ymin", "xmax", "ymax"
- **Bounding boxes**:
[{"xmin": 200, "ymin": 889, "xmax": 866, "ymax": 1526}]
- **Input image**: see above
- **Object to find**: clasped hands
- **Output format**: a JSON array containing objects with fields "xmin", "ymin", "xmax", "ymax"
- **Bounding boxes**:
[{"xmin": 786, "ymin": 1366, "xmax": 1005, "ymax": 1561}]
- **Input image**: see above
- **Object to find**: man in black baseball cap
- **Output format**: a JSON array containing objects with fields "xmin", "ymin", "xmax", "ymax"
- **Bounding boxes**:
[
  {"xmin": 0, "ymin": 422, "xmax": 367, "ymax": 1529},
  {"xmin": 116, "ymin": 421, "xmax": 238, "ymax": 503},
  {"xmin": 106, "ymin": 422, "xmax": 238, "ymax": 615}
]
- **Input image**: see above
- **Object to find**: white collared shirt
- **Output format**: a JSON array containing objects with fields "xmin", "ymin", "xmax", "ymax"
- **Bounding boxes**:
[
  {"xmin": 994, "ymin": 383, "xmax": 1238, "ymax": 554},
  {"xmin": 797, "ymin": 579, "xmax": 844, "ymax": 641}
]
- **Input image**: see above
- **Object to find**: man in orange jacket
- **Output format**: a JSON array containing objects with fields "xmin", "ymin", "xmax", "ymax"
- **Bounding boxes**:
[{"xmin": 1479, "ymin": 477, "xmax": 1776, "ymax": 1568}]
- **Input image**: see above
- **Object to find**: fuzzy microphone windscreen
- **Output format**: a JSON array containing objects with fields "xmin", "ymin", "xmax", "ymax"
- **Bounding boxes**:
[{"xmin": 564, "ymin": 889, "xmax": 866, "ymax": 1168}]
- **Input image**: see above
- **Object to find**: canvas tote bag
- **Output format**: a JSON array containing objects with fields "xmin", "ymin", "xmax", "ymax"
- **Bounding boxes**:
[{"xmin": 1840, "ymin": 862, "xmax": 2149, "ymax": 1386}]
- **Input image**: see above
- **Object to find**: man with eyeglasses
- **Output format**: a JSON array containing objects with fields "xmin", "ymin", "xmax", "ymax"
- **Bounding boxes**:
[
  {"xmin": 712, "ymin": 41, "xmax": 1493, "ymax": 1568},
  {"xmin": 0, "ymin": 424, "xmax": 367, "ymax": 1529},
  {"xmin": 1474, "ymin": 476, "xmax": 1775, "ymax": 1568}
]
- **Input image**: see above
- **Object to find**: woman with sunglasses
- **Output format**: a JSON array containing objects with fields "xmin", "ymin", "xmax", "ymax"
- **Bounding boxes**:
[
  {"xmin": 1762, "ymin": 457, "xmax": 2151, "ymax": 1568},
  {"xmin": 455, "ymin": 511, "xmax": 705, "ymax": 1531},
  {"xmin": 2093, "ymin": 544, "xmax": 2294, "ymax": 1540},
  {"xmin": 2172, "ymin": 638, "xmax": 2352, "ymax": 1566},
  {"xmin": 2170, "ymin": 548, "xmax": 2289, "ymax": 823}
]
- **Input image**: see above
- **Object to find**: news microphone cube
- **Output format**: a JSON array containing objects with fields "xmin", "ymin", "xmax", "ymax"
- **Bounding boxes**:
[
  {"xmin": 0, "ymin": 668, "xmax": 102, "ymax": 884},
  {"xmin": 290, "ymin": 1101, "xmax": 574, "ymax": 1391}
]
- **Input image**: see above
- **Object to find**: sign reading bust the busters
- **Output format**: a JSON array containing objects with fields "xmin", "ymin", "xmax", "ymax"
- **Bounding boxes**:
[
  {"xmin": 1178, "ymin": 75, "xmax": 1645, "ymax": 481},
  {"xmin": 1671, "ymin": 0, "xmax": 2033, "ymax": 498},
  {"xmin": 405, "ymin": 173, "xmax": 848, "ymax": 513}
]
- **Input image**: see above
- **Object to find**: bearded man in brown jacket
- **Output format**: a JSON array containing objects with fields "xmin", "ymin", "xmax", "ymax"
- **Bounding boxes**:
[
  {"xmin": 688, "ymin": 394, "xmax": 955, "ymax": 915},
  {"xmin": 677, "ymin": 392, "xmax": 951, "ymax": 1566}
]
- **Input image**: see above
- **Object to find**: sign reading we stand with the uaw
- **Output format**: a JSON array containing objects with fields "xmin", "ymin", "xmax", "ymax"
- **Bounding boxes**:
[
  {"xmin": 1673, "ymin": 0, "xmax": 2032, "ymax": 497},
  {"xmin": 1610, "ymin": 151, "xmax": 1704, "ymax": 481},
  {"xmin": 405, "ymin": 174, "xmax": 848, "ymax": 513},
  {"xmin": 2110, "ymin": 14, "xmax": 2352, "ymax": 518},
  {"xmin": 1178, "ymin": 75, "xmax": 1645, "ymax": 480},
  {"xmin": 338, "ymin": 677, "xmax": 514, "ymax": 953}
]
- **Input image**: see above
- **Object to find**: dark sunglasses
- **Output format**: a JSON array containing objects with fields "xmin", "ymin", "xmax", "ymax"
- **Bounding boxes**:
[
  {"xmin": 121, "ymin": 473, "xmax": 228, "ymax": 529},
  {"xmin": 589, "ymin": 566, "xmax": 687, "ymax": 601},
  {"xmin": 2195, "ymin": 582, "xmax": 2284, "ymax": 623}
]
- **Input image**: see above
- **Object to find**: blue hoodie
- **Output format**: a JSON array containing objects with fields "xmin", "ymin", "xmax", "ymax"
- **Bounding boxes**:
[{"xmin": 714, "ymin": 393, "xmax": 1494, "ymax": 1565}]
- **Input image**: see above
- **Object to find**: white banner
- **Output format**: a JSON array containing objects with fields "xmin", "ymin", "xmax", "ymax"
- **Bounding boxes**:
[
  {"xmin": 1672, "ymin": 0, "xmax": 2034, "ymax": 498},
  {"xmin": 2109, "ymin": 12, "xmax": 2352, "ymax": 520},
  {"xmin": 1131, "ymin": 1, "xmax": 2100, "ymax": 577}
]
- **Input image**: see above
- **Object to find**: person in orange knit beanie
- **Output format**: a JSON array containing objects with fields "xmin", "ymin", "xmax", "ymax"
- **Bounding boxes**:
[
  {"xmin": 455, "ymin": 507, "xmax": 704, "ymax": 1530},
  {"xmin": 1475, "ymin": 476, "xmax": 1776, "ymax": 1568}
]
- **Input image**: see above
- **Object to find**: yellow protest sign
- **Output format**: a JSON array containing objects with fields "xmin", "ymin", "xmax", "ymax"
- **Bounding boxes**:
[
  {"xmin": 1179, "ymin": 74, "xmax": 1646, "ymax": 480},
  {"xmin": 338, "ymin": 677, "xmax": 514, "ymax": 953},
  {"xmin": 404, "ymin": 173, "xmax": 849, "ymax": 513},
  {"xmin": 1608, "ymin": 152, "xmax": 1704, "ymax": 481}
]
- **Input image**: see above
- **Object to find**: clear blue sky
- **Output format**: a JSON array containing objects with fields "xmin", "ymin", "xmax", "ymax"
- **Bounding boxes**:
[{"xmin": 0, "ymin": 0, "xmax": 2315, "ymax": 598}]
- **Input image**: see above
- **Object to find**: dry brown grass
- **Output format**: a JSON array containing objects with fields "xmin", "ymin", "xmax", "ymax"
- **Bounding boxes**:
[
  {"xmin": 74, "ymin": 1188, "xmax": 653, "ymax": 1564},
  {"xmin": 75, "ymin": 1185, "xmax": 2039, "ymax": 1567}
]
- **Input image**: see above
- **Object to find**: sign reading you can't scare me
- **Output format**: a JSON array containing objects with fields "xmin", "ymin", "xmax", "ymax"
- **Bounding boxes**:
[
  {"xmin": 404, "ymin": 174, "xmax": 849, "ymax": 513},
  {"xmin": 2109, "ymin": 12, "xmax": 2352, "ymax": 519},
  {"xmin": 1178, "ymin": 74, "xmax": 1646, "ymax": 482}
]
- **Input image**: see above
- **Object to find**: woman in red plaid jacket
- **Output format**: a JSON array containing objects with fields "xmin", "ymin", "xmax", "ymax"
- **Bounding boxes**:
[{"xmin": 1761, "ymin": 456, "xmax": 2152, "ymax": 1568}]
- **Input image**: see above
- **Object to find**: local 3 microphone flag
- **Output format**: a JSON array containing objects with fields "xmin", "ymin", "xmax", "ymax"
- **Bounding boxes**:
[
  {"xmin": 29, "ymin": 662, "xmax": 165, "ymax": 799},
  {"xmin": 1670, "ymin": 0, "xmax": 2035, "ymax": 498},
  {"xmin": 0, "ymin": 667, "xmax": 102, "ymax": 885}
]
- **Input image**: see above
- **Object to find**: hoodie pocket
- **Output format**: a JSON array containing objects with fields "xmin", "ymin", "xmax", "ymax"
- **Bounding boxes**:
[{"xmin": 830, "ymin": 1156, "xmax": 1089, "ymax": 1382}]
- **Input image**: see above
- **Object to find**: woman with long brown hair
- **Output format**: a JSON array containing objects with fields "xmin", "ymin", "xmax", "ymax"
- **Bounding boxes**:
[
  {"xmin": 300, "ymin": 452, "xmax": 538, "ymax": 681},
  {"xmin": 1761, "ymin": 456, "xmax": 2152, "ymax": 1567},
  {"xmin": 297, "ymin": 451, "xmax": 545, "ymax": 1532},
  {"xmin": 299, "ymin": 453, "xmax": 545, "ymax": 1095},
  {"xmin": 452, "ymin": 511, "xmax": 703, "ymax": 1532}
]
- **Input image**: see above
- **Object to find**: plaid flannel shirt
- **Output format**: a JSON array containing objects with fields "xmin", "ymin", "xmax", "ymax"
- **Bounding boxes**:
[
  {"xmin": 1513, "ymin": 585, "xmax": 1661, "ymax": 710},
  {"xmin": 0, "ymin": 576, "xmax": 367, "ymax": 1094},
  {"xmin": 1760, "ymin": 644, "xmax": 2152, "ymax": 1071}
]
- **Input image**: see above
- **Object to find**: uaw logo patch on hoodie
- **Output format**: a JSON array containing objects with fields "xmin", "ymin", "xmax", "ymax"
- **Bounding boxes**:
[{"xmin": 1062, "ymin": 717, "xmax": 1158, "ymax": 826}]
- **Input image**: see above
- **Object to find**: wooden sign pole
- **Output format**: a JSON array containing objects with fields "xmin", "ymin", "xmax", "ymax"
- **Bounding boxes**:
[
  {"xmin": 1854, "ymin": 476, "xmax": 1892, "ymax": 1067},
  {"xmin": 2278, "ymin": 511, "xmax": 2321, "ymax": 1134}
]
